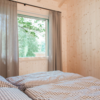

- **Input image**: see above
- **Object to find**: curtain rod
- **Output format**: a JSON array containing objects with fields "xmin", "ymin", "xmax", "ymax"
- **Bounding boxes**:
[{"xmin": 9, "ymin": 0, "xmax": 61, "ymax": 13}]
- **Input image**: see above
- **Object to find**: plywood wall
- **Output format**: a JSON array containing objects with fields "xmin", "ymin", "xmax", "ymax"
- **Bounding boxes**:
[
  {"xmin": 66, "ymin": 0, "xmax": 100, "ymax": 79},
  {"xmin": 19, "ymin": 57, "xmax": 48, "ymax": 75}
]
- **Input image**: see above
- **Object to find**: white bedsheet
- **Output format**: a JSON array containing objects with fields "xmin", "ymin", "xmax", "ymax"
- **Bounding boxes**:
[
  {"xmin": 25, "ymin": 76, "xmax": 100, "ymax": 100},
  {"xmin": 7, "ymin": 71, "xmax": 83, "ymax": 91}
]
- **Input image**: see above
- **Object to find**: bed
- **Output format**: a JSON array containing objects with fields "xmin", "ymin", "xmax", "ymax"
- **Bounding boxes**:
[
  {"xmin": 6, "ymin": 71, "xmax": 83, "ymax": 91},
  {"xmin": 0, "ymin": 88, "xmax": 32, "ymax": 100},
  {"xmin": 0, "ymin": 75, "xmax": 32, "ymax": 100},
  {"xmin": 3, "ymin": 71, "xmax": 100, "ymax": 100},
  {"xmin": 25, "ymin": 76, "xmax": 100, "ymax": 100}
]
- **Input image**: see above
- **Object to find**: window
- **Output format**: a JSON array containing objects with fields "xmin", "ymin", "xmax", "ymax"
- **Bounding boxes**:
[{"xmin": 18, "ymin": 15, "xmax": 48, "ymax": 58}]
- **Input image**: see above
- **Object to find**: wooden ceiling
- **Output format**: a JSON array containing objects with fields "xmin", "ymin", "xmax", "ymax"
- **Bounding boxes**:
[
  {"xmin": 37, "ymin": 0, "xmax": 41, "ymax": 2},
  {"xmin": 54, "ymin": 0, "xmax": 67, "ymax": 7},
  {"xmin": 37, "ymin": 0, "xmax": 67, "ymax": 7}
]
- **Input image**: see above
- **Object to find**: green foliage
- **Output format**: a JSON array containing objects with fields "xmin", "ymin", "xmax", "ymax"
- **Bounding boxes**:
[
  {"xmin": 18, "ymin": 17, "xmax": 45, "ymax": 37},
  {"xmin": 18, "ymin": 16, "xmax": 46, "ymax": 57}
]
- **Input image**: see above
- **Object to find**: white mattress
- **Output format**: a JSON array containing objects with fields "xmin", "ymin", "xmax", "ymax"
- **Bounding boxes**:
[
  {"xmin": 25, "ymin": 76, "xmax": 100, "ymax": 100},
  {"xmin": 7, "ymin": 71, "xmax": 83, "ymax": 90},
  {"xmin": 0, "ymin": 87, "xmax": 32, "ymax": 100}
]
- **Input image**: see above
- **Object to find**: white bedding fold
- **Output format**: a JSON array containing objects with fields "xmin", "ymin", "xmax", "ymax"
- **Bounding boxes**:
[
  {"xmin": 0, "ymin": 76, "xmax": 17, "ymax": 88},
  {"xmin": 25, "ymin": 77, "xmax": 100, "ymax": 100},
  {"xmin": 7, "ymin": 71, "xmax": 83, "ymax": 90}
]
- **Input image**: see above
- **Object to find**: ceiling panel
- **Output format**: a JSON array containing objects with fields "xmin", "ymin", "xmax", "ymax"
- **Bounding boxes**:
[{"xmin": 54, "ymin": 0, "xmax": 67, "ymax": 7}]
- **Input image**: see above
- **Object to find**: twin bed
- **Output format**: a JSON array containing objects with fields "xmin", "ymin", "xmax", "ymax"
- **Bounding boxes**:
[{"xmin": 0, "ymin": 71, "xmax": 100, "ymax": 100}]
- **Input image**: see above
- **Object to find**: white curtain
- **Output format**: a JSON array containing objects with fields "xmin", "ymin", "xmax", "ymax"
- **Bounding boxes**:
[{"xmin": 0, "ymin": 0, "xmax": 19, "ymax": 78}]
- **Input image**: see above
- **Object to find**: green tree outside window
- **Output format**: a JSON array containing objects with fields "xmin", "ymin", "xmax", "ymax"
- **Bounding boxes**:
[{"xmin": 18, "ymin": 16, "xmax": 46, "ymax": 57}]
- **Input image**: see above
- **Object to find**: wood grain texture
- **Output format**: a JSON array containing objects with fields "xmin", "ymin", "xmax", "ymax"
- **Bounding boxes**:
[
  {"xmin": 19, "ymin": 58, "xmax": 48, "ymax": 75},
  {"xmin": 37, "ymin": 0, "xmax": 41, "ymax": 2},
  {"xmin": 59, "ymin": 0, "xmax": 67, "ymax": 7},
  {"xmin": 66, "ymin": 0, "xmax": 100, "ymax": 79}
]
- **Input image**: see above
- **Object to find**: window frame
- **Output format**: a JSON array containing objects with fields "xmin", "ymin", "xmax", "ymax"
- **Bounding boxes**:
[{"xmin": 17, "ymin": 14, "xmax": 49, "ymax": 58}]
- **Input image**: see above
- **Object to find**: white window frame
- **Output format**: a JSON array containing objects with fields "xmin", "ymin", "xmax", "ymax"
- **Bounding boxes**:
[{"xmin": 17, "ymin": 13, "xmax": 49, "ymax": 58}]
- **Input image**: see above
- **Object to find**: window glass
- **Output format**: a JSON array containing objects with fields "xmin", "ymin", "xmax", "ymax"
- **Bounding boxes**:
[{"xmin": 18, "ymin": 15, "xmax": 48, "ymax": 57}]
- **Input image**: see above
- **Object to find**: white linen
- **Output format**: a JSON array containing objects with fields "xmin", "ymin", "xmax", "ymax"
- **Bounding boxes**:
[
  {"xmin": 0, "ymin": 76, "xmax": 17, "ymax": 88},
  {"xmin": 7, "ymin": 71, "xmax": 83, "ymax": 91},
  {"xmin": 25, "ymin": 77, "xmax": 100, "ymax": 100},
  {"xmin": 0, "ymin": 87, "xmax": 32, "ymax": 100}
]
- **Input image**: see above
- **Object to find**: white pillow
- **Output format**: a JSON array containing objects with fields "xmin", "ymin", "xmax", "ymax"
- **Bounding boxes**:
[
  {"xmin": 0, "ymin": 87, "xmax": 32, "ymax": 100},
  {"xmin": 0, "ymin": 76, "xmax": 17, "ymax": 88}
]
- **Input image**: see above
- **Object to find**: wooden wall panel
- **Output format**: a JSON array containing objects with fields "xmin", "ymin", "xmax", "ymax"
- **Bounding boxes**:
[
  {"xmin": 66, "ymin": 0, "xmax": 100, "ymax": 79},
  {"xmin": 19, "ymin": 58, "xmax": 48, "ymax": 75}
]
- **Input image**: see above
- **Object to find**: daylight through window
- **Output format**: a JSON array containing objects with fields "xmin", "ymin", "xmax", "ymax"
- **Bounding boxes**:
[{"xmin": 18, "ymin": 15, "xmax": 48, "ymax": 58}]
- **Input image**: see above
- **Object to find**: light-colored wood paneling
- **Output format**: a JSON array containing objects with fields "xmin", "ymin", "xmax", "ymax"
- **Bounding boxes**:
[
  {"xmin": 59, "ymin": 0, "xmax": 67, "ymax": 7},
  {"xmin": 19, "ymin": 57, "xmax": 48, "ymax": 75},
  {"xmin": 66, "ymin": 0, "xmax": 100, "ymax": 79}
]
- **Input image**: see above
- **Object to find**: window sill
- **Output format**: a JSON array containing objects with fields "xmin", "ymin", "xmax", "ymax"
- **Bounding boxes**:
[{"xmin": 19, "ymin": 57, "xmax": 48, "ymax": 62}]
